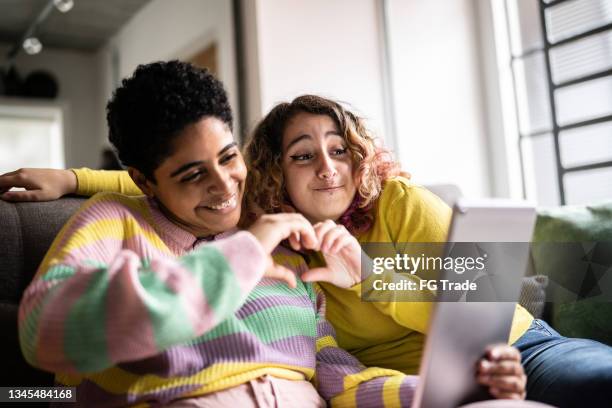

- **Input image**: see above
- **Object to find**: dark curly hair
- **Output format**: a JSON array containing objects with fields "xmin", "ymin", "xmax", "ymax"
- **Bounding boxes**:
[{"xmin": 106, "ymin": 60, "xmax": 233, "ymax": 181}]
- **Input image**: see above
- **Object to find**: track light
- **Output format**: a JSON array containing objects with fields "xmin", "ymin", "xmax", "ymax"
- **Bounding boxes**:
[
  {"xmin": 6, "ymin": 0, "xmax": 74, "ymax": 61},
  {"xmin": 23, "ymin": 37, "xmax": 43, "ymax": 55},
  {"xmin": 53, "ymin": 0, "xmax": 74, "ymax": 13}
]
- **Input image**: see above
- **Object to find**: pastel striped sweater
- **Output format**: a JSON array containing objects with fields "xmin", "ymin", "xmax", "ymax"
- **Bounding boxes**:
[{"xmin": 19, "ymin": 192, "xmax": 417, "ymax": 407}]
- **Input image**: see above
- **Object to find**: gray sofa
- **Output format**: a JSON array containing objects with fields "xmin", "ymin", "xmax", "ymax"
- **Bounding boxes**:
[{"xmin": 0, "ymin": 197, "xmax": 86, "ymax": 388}]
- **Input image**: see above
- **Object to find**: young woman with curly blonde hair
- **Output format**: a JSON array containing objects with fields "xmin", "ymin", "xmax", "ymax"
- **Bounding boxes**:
[
  {"xmin": 240, "ymin": 94, "xmax": 612, "ymax": 407},
  {"xmin": 242, "ymin": 95, "xmax": 530, "ymax": 375}
]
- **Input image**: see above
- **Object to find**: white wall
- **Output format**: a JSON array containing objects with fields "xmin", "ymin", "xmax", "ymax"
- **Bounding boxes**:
[
  {"xmin": 245, "ymin": 0, "xmax": 389, "ymax": 141},
  {"xmin": 386, "ymin": 0, "xmax": 492, "ymax": 197},
  {"xmin": 96, "ymin": 0, "xmax": 238, "ymax": 146},
  {"xmin": 476, "ymin": 0, "xmax": 516, "ymax": 199},
  {"xmin": 240, "ymin": 0, "xmax": 263, "ymax": 137},
  {"xmin": 0, "ymin": 43, "xmax": 101, "ymax": 168},
  {"xmin": 243, "ymin": 0, "xmax": 495, "ymax": 198}
]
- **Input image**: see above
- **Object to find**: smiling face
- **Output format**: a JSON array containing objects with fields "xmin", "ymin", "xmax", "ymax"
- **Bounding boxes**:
[
  {"xmin": 281, "ymin": 112, "xmax": 357, "ymax": 223},
  {"xmin": 139, "ymin": 116, "xmax": 246, "ymax": 237}
]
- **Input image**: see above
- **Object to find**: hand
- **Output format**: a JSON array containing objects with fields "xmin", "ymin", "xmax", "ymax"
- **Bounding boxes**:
[
  {"xmin": 262, "ymin": 256, "xmax": 299, "ymax": 289},
  {"xmin": 247, "ymin": 213, "xmax": 318, "ymax": 254},
  {"xmin": 477, "ymin": 344, "xmax": 526, "ymax": 400},
  {"xmin": 247, "ymin": 213, "xmax": 319, "ymax": 288},
  {"xmin": 0, "ymin": 168, "xmax": 77, "ymax": 202},
  {"xmin": 301, "ymin": 220, "xmax": 363, "ymax": 289}
]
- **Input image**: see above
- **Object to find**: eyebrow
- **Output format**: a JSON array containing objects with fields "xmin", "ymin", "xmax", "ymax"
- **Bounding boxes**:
[
  {"xmin": 170, "ymin": 142, "xmax": 238, "ymax": 177},
  {"xmin": 285, "ymin": 131, "xmax": 342, "ymax": 150}
]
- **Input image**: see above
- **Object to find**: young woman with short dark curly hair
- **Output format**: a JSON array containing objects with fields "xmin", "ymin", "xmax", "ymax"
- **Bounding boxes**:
[{"xmin": 11, "ymin": 62, "xmax": 429, "ymax": 407}]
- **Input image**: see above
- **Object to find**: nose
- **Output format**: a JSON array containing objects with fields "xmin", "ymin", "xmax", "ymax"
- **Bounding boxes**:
[
  {"xmin": 317, "ymin": 152, "xmax": 337, "ymax": 180},
  {"xmin": 207, "ymin": 168, "xmax": 234, "ymax": 194}
]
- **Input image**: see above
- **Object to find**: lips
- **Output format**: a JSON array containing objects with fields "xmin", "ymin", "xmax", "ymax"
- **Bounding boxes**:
[
  {"xmin": 200, "ymin": 194, "xmax": 237, "ymax": 211},
  {"xmin": 313, "ymin": 185, "xmax": 344, "ymax": 192}
]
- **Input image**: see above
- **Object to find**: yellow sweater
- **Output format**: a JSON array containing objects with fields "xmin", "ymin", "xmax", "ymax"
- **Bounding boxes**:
[{"xmin": 72, "ymin": 169, "xmax": 534, "ymax": 375}]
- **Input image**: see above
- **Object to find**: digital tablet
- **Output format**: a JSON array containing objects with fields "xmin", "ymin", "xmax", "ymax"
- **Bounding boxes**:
[{"xmin": 411, "ymin": 198, "xmax": 536, "ymax": 408}]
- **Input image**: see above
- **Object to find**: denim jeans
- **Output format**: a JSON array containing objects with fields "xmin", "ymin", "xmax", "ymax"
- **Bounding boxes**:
[{"xmin": 513, "ymin": 319, "xmax": 612, "ymax": 408}]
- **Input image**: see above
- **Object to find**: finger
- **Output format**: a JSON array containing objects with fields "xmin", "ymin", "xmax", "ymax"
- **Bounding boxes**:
[
  {"xmin": 0, "ymin": 169, "xmax": 19, "ymax": 177},
  {"xmin": 477, "ymin": 374, "xmax": 491, "ymax": 386},
  {"xmin": 266, "ymin": 266, "xmax": 296, "ymax": 288},
  {"xmin": 266, "ymin": 264, "xmax": 297, "ymax": 288},
  {"xmin": 0, "ymin": 173, "xmax": 34, "ymax": 190},
  {"xmin": 478, "ymin": 360, "xmax": 523, "ymax": 376},
  {"xmin": 288, "ymin": 231, "xmax": 301, "ymax": 251},
  {"xmin": 291, "ymin": 220, "xmax": 318, "ymax": 250},
  {"xmin": 1, "ymin": 190, "xmax": 45, "ymax": 202},
  {"xmin": 487, "ymin": 374, "xmax": 525, "ymax": 394},
  {"xmin": 313, "ymin": 222, "xmax": 335, "ymax": 248},
  {"xmin": 329, "ymin": 232, "xmax": 355, "ymax": 254},
  {"xmin": 485, "ymin": 344, "xmax": 521, "ymax": 362},
  {"xmin": 477, "ymin": 361, "xmax": 521, "ymax": 381},
  {"xmin": 320, "ymin": 227, "xmax": 346, "ymax": 253},
  {"xmin": 489, "ymin": 387, "xmax": 524, "ymax": 400},
  {"xmin": 490, "ymin": 375, "xmax": 526, "ymax": 397},
  {"xmin": 317, "ymin": 223, "xmax": 344, "ymax": 252},
  {"xmin": 0, "ymin": 170, "xmax": 19, "ymax": 191},
  {"xmin": 301, "ymin": 267, "xmax": 332, "ymax": 283},
  {"xmin": 272, "ymin": 214, "xmax": 317, "ymax": 249}
]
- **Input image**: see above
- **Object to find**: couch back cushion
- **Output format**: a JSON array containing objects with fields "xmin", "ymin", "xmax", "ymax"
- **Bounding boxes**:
[
  {"xmin": 0, "ymin": 197, "xmax": 86, "ymax": 387},
  {"xmin": 533, "ymin": 201, "xmax": 612, "ymax": 345},
  {"xmin": 0, "ymin": 197, "xmax": 87, "ymax": 303}
]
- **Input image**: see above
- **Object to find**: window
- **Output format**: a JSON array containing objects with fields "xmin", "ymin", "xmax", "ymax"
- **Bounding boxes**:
[
  {"xmin": 494, "ymin": 0, "xmax": 612, "ymax": 205},
  {"xmin": 0, "ymin": 101, "xmax": 64, "ymax": 175}
]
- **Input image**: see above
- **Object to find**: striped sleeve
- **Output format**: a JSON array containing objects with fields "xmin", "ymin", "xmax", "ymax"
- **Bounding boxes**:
[
  {"xmin": 18, "ymin": 196, "xmax": 267, "ymax": 375},
  {"xmin": 313, "ymin": 285, "xmax": 418, "ymax": 407},
  {"xmin": 73, "ymin": 168, "xmax": 143, "ymax": 196}
]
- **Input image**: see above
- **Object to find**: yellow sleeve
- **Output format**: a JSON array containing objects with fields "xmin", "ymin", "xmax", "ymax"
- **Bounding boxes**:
[
  {"xmin": 509, "ymin": 304, "xmax": 533, "ymax": 344},
  {"xmin": 313, "ymin": 285, "xmax": 418, "ymax": 407},
  {"xmin": 72, "ymin": 168, "xmax": 143, "ymax": 197}
]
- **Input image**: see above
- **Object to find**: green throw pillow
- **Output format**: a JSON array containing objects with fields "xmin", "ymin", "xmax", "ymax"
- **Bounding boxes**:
[{"xmin": 532, "ymin": 201, "xmax": 612, "ymax": 346}]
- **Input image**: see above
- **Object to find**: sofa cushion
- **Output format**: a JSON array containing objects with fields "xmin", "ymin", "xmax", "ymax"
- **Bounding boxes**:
[
  {"xmin": 0, "ymin": 197, "xmax": 87, "ymax": 303},
  {"xmin": 518, "ymin": 274, "xmax": 549, "ymax": 319},
  {"xmin": 532, "ymin": 201, "xmax": 612, "ymax": 345},
  {"xmin": 0, "ymin": 202, "xmax": 23, "ymax": 304},
  {"xmin": 0, "ymin": 197, "xmax": 86, "ymax": 388}
]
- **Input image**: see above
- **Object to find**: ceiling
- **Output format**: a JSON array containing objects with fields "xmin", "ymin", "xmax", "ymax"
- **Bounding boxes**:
[{"xmin": 0, "ymin": 0, "xmax": 151, "ymax": 53}]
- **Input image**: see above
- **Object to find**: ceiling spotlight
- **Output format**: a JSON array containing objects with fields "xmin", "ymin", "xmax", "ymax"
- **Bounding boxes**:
[
  {"xmin": 53, "ymin": 0, "xmax": 74, "ymax": 13},
  {"xmin": 23, "ymin": 37, "xmax": 43, "ymax": 55}
]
